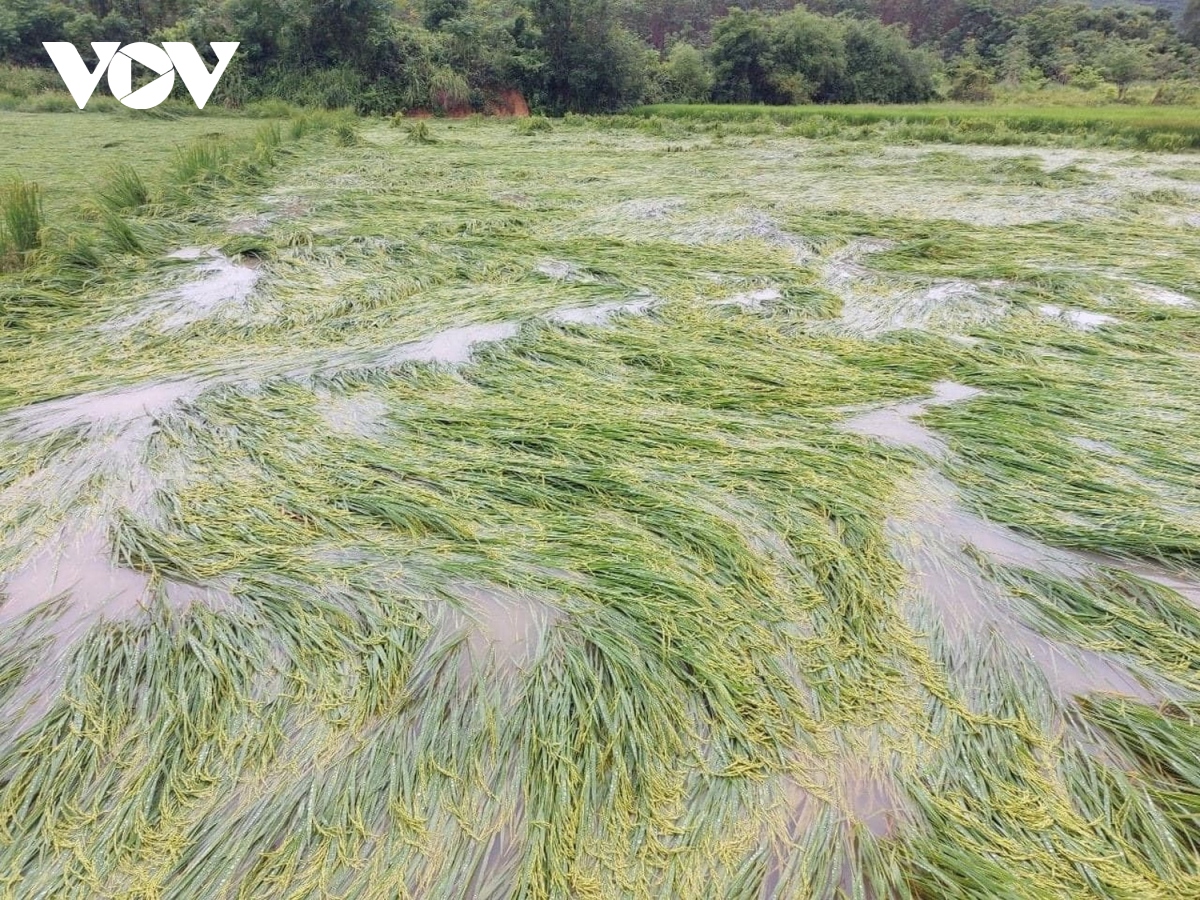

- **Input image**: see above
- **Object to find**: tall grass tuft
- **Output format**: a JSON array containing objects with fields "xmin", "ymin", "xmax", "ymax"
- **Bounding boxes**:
[
  {"xmin": 515, "ymin": 116, "xmax": 553, "ymax": 136},
  {"xmin": 0, "ymin": 179, "xmax": 43, "ymax": 263},
  {"xmin": 161, "ymin": 140, "xmax": 231, "ymax": 204},
  {"xmin": 288, "ymin": 110, "xmax": 341, "ymax": 140},
  {"xmin": 406, "ymin": 120, "xmax": 436, "ymax": 144},
  {"xmin": 172, "ymin": 140, "xmax": 229, "ymax": 183},
  {"xmin": 254, "ymin": 121, "xmax": 283, "ymax": 150},
  {"xmin": 97, "ymin": 164, "xmax": 149, "ymax": 212},
  {"xmin": 334, "ymin": 121, "xmax": 360, "ymax": 147}
]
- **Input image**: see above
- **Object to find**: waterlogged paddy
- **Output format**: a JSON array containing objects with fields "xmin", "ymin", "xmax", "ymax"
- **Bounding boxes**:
[{"xmin": 2, "ymin": 114, "xmax": 1200, "ymax": 898}]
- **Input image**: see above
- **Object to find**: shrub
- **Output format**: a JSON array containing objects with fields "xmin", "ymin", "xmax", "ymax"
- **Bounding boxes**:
[
  {"xmin": 664, "ymin": 43, "xmax": 713, "ymax": 103},
  {"xmin": 430, "ymin": 68, "xmax": 470, "ymax": 113},
  {"xmin": 949, "ymin": 66, "xmax": 996, "ymax": 103},
  {"xmin": 710, "ymin": 8, "xmax": 934, "ymax": 106},
  {"xmin": 1150, "ymin": 81, "xmax": 1200, "ymax": 106}
]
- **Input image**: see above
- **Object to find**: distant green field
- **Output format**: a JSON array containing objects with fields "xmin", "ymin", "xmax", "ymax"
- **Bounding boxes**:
[
  {"xmin": 1, "ymin": 112, "xmax": 273, "ymax": 212},
  {"xmin": 633, "ymin": 102, "xmax": 1200, "ymax": 150}
]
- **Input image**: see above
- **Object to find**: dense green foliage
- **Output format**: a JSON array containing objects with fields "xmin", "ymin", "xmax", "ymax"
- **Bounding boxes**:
[
  {"xmin": 708, "ymin": 8, "xmax": 935, "ymax": 103},
  {"xmin": 0, "ymin": 0, "xmax": 1197, "ymax": 112},
  {"xmin": 1183, "ymin": 0, "xmax": 1200, "ymax": 44}
]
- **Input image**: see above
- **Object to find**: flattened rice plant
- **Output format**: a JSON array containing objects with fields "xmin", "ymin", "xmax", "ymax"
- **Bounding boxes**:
[{"xmin": 0, "ymin": 111, "xmax": 1199, "ymax": 899}]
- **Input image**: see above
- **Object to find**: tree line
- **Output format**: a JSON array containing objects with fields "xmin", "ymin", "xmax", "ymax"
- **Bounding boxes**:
[{"xmin": 1, "ymin": 0, "xmax": 1198, "ymax": 112}]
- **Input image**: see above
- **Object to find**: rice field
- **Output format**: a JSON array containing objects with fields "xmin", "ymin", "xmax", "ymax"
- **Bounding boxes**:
[
  {"xmin": 632, "ymin": 103, "xmax": 1200, "ymax": 151},
  {"xmin": 1, "ymin": 108, "xmax": 1200, "ymax": 898}
]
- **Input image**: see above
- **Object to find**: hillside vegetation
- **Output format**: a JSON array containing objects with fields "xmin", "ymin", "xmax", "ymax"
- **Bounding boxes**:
[{"xmin": 0, "ymin": 0, "xmax": 1197, "ymax": 113}]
